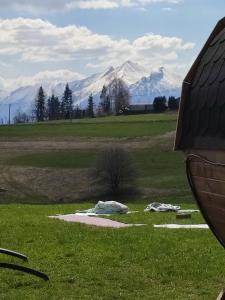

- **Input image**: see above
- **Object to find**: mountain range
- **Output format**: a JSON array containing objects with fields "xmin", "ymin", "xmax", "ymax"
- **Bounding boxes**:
[{"xmin": 0, "ymin": 61, "xmax": 182, "ymax": 122}]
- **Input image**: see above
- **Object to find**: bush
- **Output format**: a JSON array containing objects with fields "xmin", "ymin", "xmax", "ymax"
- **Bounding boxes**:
[{"xmin": 94, "ymin": 146, "xmax": 136, "ymax": 195}]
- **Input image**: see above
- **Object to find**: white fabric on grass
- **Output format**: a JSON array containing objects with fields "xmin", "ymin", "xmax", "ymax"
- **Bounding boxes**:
[
  {"xmin": 154, "ymin": 224, "xmax": 209, "ymax": 229},
  {"xmin": 144, "ymin": 202, "xmax": 180, "ymax": 212},
  {"xmin": 178, "ymin": 209, "xmax": 200, "ymax": 213}
]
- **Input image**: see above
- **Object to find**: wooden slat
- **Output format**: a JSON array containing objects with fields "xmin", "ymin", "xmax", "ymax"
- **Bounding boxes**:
[
  {"xmin": 190, "ymin": 161, "xmax": 225, "ymax": 180},
  {"xmin": 193, "ymin": 176, "xmax": 225, "ymax": 195},
  {"xmin": 194, "ymin": 191, "xmax": 225, "ymax": 239},
  {"xmin": 198, "ymin": 190, "xmax": 225, "ymax": 208}
]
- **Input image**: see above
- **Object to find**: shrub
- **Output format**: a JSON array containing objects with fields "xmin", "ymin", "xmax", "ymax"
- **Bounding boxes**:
[{"xmin": 94, "ymin": 146, "xmax": 136, "ymax": 195}]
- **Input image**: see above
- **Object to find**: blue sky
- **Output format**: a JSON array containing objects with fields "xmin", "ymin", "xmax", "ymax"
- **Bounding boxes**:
[{"xmin": 0, "ymin": 0, "xmax": 224, "ymax": 90}]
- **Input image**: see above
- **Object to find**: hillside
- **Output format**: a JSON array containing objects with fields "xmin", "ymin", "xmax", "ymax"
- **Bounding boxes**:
[{"xmin": 0, "ymin": 112, "xmax": 189, "ymax": 204}]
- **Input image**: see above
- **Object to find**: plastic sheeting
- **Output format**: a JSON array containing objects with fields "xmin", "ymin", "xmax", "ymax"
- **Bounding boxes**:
[
  {"xmin": 144, "ymin": 202, "xmax": 180, "ymax": 212},
  {"xmin": 76, "ymin": 201, "xmax": 129, "ymax": 215}
]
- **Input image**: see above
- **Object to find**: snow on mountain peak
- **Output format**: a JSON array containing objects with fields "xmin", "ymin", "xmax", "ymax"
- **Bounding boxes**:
[
  {"xmin": 0, "ymin": 61, "xmax": 181, "ymax": 121},
  {"xmin": 113, "ymin": 60, "xmax": 148, "ymax": 85}
]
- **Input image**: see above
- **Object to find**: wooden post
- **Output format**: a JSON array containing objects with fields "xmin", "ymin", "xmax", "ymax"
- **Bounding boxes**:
[
  {"xmin": 216, "ymin": 289, "xmax": 225, "ymax": 300},
  {"xmin": 8, "ymin": 104, "xmax": 11, "ymax": 125}
]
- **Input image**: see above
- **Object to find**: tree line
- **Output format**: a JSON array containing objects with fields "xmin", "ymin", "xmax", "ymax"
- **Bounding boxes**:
[
  {"xmin": 35, "ymin": 83, "xmax": 75, "ymax": 122},
  {"xmin": 13, "ymin": 78, "xmax": 179, "ymax": 123},
  {"xmin": 153, "ymin": 96, "xmax": 180, "ymax": 112},
  {"xmin": 34, "ymin": 77, "xmax": 131, "ymax": 122}
]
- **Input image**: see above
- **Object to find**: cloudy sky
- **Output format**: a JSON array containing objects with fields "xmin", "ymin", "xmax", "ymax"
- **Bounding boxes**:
[{"xmin": 0, "ymin": 0, "xmax": 224, "ymax": 90}]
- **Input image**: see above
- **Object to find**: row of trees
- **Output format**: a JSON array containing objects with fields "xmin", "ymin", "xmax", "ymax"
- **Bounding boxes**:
[
  {"xmin": 35, "ymin": 84, "xmax": 74, "ymax": 122},
  {"xmin": 153, "ymin": 96, "xmax": 180, "ymax": 113},
  {"xmin": 34, "ymin": 78, "xmax": 131, "ymax": 122}
]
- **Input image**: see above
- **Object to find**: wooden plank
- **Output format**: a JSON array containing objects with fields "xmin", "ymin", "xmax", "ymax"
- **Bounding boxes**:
[
  {"xmin": 191, "ymin": 161, "xmax": 225, "ymax": 180},
  {"xmin": 198, "ymin": 191, "xmax": 225, "ymax": 210},
  {"xmin": 196, "ymin": 193, "xmax": 225, "ymax": 239},
  {"xmin": 193, "ymin": 176, "xmax": 225, "ymax": 195},
  {"xmin": 216, "ymin": 289, "xmax": 225, "ymax": 300}
]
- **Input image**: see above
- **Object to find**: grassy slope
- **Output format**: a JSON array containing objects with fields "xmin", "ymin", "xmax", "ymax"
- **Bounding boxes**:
[
  {"xmin": 1, "ymin": 204, "xmax": 225, "ymax": 300},
  {"xmin": 1, "ymin": 113, "xmax": 223, "ymax": 299},
  {"xmin": 0, "ymin": 114, "xmax": 176, "ymax": 138},
  {"xmin": 7, "ymin": 149, "xmax": 188, "ymax": 192}
]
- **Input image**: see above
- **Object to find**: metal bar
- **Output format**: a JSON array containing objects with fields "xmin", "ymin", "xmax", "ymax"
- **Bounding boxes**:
[
  {"xmin": 0, "ymin": 263, "xmax": 49, "ymax": 281},
  {"xmin": 0, "ymin": 248, "xmax": 28, "ymax": 261}
]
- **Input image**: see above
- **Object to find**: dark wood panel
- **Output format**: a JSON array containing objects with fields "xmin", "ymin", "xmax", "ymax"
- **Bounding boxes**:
[
  {"xmin": 193, "ymin": 176, "xmax": 225, "ymax": 195},
  {"xmin": 198, "ymin": 190, "xmax": 225, "ymax": 208},
  {"xmin": 190, "ymin": 161, "xmax": 225, "ymax": 181}
]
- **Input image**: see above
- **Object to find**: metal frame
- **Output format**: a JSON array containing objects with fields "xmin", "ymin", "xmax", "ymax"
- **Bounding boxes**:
[
  {"xmin": 186, "ymin": 154, "xmax": 225, "ymax": 250},
  {"xmin": 0, "ymin": 247, "xmax": 49, "ymax": 281}
]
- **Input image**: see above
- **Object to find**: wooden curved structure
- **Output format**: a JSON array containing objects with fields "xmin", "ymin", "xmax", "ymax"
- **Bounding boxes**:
[{"xmin": 175, "ymin": 17, "xmax": 225, "ymax": 250}]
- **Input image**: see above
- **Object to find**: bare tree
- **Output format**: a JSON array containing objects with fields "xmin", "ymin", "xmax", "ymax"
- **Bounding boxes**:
[
  {"xmin": 107, "ymin": 78, "xmax": 130, "ymax": 115},
  {"xmin": 94, "ymin": 145, "xmax": 136, "ymax": 195},
  {"xmin": 14, "ymin": 110, "xmax": 31, "ymax": 124}
]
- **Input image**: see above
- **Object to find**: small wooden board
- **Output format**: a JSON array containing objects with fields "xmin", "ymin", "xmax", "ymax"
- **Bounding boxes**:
[{"xmin": 216, "ymin": 289, "xmax": 225, "ymax": 300}]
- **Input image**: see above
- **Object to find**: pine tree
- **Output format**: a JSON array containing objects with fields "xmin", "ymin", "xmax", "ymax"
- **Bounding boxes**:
[
  {"xmin": 153, "ymin": 96, "xmax": 167, "ymax": 113},
  {"xmin": 61, "ymin": 83, "xmax": 73, "ymax": 119},
  {"xmin": 35, "ymin": 86, "xmax": 46, "ymax": 122},
  {"xmin": 87, "ymin": 94, "xmax": 94, "ymax": 118},
  {"xmin": 168, "ymin": 96, "xmax": 180, "ymax": 110},
  {"xmin": 47, "ymin": 94, "xmax": 60, "ymax": 120}
]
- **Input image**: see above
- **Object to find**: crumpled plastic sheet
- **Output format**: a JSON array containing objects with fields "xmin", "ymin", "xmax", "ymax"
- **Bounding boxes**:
[
  {"xmin": 76, "ymin": 201, "xmax": 129, "ymax": 215},
  {"xmin": 144, "ymin": 202, "xmax": 180, "ymax": 212}
]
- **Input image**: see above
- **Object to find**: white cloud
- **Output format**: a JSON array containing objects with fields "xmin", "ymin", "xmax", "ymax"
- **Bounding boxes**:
[
  {"xmin": 163, "ymin": 7, "xmax": 173, "ymax": 11},
  {"xmin": 0, "ymin": 18, "xmax": 194, "ymax": 61},
  {"xmin": 68, "ymin": 1, "xmax": 119, "ymax": 9},
  {"xmin": 0, "ymin": 18, "xmax": 194, "ymax": 89},
  {"xmin": 2, "ymin": 69, "xmax": 84, "ymax": 91},
  {"xmin": 0, "ymin": 0, "xmax": 183, "ymax": 12}
]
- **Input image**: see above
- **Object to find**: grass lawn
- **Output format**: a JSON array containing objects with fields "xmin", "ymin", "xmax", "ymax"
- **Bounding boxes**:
[
  {"xmin": 0, "ymin": 203, "xmax": 225, "ymax": 300},
  {"xmin": 0, "ymin": 112, "xmax": 223, "ymax": 299},
  {"xmin": 0, "ymin": 114, "xmax": 177, "ymax": 138}
]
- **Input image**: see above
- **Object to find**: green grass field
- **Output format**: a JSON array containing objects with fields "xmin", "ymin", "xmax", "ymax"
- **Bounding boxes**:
[
  {"xmin": 0, "ymin": 113, "xmax": 224, "ymax": 299},
  {"xmin": 1, "ymin": 204, "xmax": 225, "ymax": 300},
  {"xmin": 0, "ymin": 114, "xmax": 177, "ymax": 138}
]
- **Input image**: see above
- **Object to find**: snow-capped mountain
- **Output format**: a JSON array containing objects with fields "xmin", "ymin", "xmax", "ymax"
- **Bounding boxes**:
[
  {"xmin": 0, "ymin": 61, "xmax": 181, "ymax": 122},
  {"xmin": 66, "ymin": 61, "xmax": 149, "ymax": 107},
  {"xmin": 129, "ymin": 67, "xmax": 181, "ymax": 103}
]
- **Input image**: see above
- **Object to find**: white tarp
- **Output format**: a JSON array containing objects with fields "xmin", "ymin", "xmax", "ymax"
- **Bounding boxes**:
[
  {"xmin": 76, "ymin": 201, "xmax": 129, "ymax": 215},
  {"xmin": 178, "ymin": 209, "xmax": 200, "ymax": 213},
  {"xmin": 154, "ymin": 224, "xmax": 209, "ymax": 229},
  {"xmin": 144, "ymin": 202, "xmax": 180, "ymax": 212}
]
